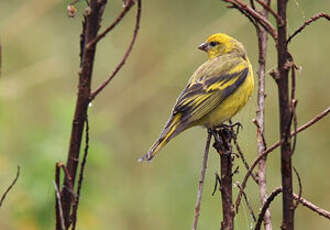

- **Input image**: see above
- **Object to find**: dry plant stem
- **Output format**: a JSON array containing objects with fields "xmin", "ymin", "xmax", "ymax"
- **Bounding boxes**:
[
  {"xmin": 287, "ymin": 12, "xmax": 330, "ymax": 44},
  {"xmin": 235, "ymin": 106, "xmax": 330, "ymax": 212},
  {"xmin": 233, "ymin": 137, "xmax": 258, "ymax": 183},
  {"xmin": 192, "ymin": 132, "xmax": 212, "ymax": 230},
  {"xmin": 219, "ymin": 151, "xmax": 234, "ymax": 230},
  {"xmin": 212, "ymin": 129, "xmax": 234, "ymax": 230},
  {"xmin": 276, "ymin": 1, "xmax": 295, "ymax": 229},
  {"xmin": 255, "ymin": 188, "xmax": 330, "ymax": 230},
  {"xmin": 0, "ymin": 41, "xmax": 2, "ymax": 77},
  {"xmin": 255, "ymin": 0, "xmax": 272, "ymax": 229},
  {"xmin": 222, "ymin": 0, "xmax": 277, "ymax": 40},
  {"xmin": 293, "ymin": 167, "xmax": 302, "ymax": 209},
  {"xmin": 55, "ymin": 166, "xmax": 65, "ymax": 230},
  {"xmin": 255, "ymin": 0, "xmax": 283, "ymax": 24},
  {"xmin": 235, "ymin": 182, "xmax": 256, "ymax": 222},
  {"xmin": 90, "ymin": 0, "xmax": 142, "ymax": 101},
  {"xmin": 87, "ymin": 0, "xmax": 135, "ymax": 48},
  {"xmin": 255, "ymin": 187, "xmax": 282, "ymax": 230},
  {"xmin": 0, "ymin": 166, "xmax": 20, "ymax": 207},
  {"xmin": 71, "ymin": 117, "xmax": 89, "ymax": 230},
  {"xmin": 60, "ymin": 0, "xmax": 107, "ymax": 228},
  {"xmin": 293, "ymin": 194, "xmax": 330, "ymax": 220}
]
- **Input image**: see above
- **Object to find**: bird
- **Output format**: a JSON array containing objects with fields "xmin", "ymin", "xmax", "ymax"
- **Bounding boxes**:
[{"xmin": 139, "ymin": 33, "xmax": 254, "ymax": 162}]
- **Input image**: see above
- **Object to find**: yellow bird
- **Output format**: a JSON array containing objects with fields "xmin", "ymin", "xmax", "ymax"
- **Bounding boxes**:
[{"xmin": 139, "ymin": 33, "xmax": 254, "ymax": 162}]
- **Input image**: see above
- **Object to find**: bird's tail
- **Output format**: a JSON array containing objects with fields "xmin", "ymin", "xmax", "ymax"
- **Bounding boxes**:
[{"xmin": 138, "ymin": 114, "xmax": 184, "ymax": 162}]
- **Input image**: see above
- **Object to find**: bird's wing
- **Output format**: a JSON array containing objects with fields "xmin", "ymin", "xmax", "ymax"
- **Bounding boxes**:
[{"xmin": 173, "ymin": 61, "xmax": 249, "ymax": 124}]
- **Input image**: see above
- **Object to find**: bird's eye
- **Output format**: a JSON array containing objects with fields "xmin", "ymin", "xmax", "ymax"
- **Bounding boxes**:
[{"xmin": 209, "ymin": 41, "xmax": 219, "ymax": 47}]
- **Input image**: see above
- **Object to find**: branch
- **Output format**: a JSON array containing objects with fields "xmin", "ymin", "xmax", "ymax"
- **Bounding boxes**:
[
  {"xmin": 54, "ymin": 167, "xmax": 66, "ymax": 230},
  {"xmin": 254, "ymin": 1, "xmax": 273, "ymax": 229},
  {"xmin": 255, "ymin": 0, "xmax": 283, "ymax": 24},
  {"xmin": 192, "ymin": 132, "xmax": 212, "ymax": 230},
  {"xmin": 211, "ymin": 128, "xmax": 235, "ymax": 230},
  {"xmin": 222, "ymin": 0, "xmax": 278, "ymax": 40},
  {"xmin": 60, "ymin": 0, "xmax": 107, "ymax": 228},
  {"xmin": 254, "ymin": 187, "xmax": 282, "ymax": 230},
  {"xmin": 235, "ymin": 106, "xmax": 330, "ymax": 212},
  {"xmin": 71, "ymin": 116, "xmax": 90, "ymax": 230},
  {"xmin": 0, "ymin": 166, "xmax": 20, "ymax": 207},
  {"xmin": 235, "ymin": 182, "xmax": 256, "ymax": 222},
  {"xmin": 293, "ymin": 167, "xmax": 302, "ymax": 210},
  {"xmin": 86, "ymin": 0, "xmax": 135, "ymax": 48},
  {"xmin": 90, "ymin": 0, "xmax": 142, "ymax": 101},
  {"xmin": 287, "ymin": 12, "xmax": 330, "ymax": 44},
  {"xmin": 293, "ymin": 194, "xmax": 330, "ymax": 220},
  {"xmin": 233, "ymin": 135, "xmax": 258, "ymax": 183}
]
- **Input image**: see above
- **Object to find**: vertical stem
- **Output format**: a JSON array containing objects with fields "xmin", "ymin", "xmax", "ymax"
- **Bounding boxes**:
[
  {"xmin": 276, "ymin": 0, "xmax": 294, "ymax": 229},
  {"xmin": 213, "ymin": 129, "xmax": 234, "ymax": 230},
  {"xmin": 192, "ymin": 132, "xmax": 212, "ymax": 230},
  {"xmin": 60, "ymin": 1, "xmax": 106, "ymax": 228},
  {"xmin": 220, "ymin": 153, "xmax": 234, "ymax": 230},
  {"xmin": 256, "ymin": 1, "xmax": 272, "ymax": 229}
]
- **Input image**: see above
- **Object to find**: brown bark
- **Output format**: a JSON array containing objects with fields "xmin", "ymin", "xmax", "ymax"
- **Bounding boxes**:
[
  {"xmin": 276, "ymin": 1, "xmax": 294, "ymax": 229},
  {"xmin": 60, "ymin": 1, "xmax": 106, "ymax": 228},
  {"xmin": 212, "ymin": 129, "xmax": 235, "ymax": 230},
  {"xmin": 256, "ymin": 1, "xmax": 272, "ymax": 229}
]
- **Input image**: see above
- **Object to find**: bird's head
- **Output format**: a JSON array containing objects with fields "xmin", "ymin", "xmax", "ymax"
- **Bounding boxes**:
[{"xmin": 198, "ymin": 33, "xmax": 245, "ymax": 59}]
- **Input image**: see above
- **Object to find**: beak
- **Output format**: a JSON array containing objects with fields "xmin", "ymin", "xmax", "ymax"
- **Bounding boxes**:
[{"xmin": 198, "ymin": 42, "xmax": 208, "ymax": 52}]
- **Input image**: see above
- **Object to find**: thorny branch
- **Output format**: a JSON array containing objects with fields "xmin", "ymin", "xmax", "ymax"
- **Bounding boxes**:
[
  {"xmin": 235, "ymin": 106, "xmax": 330, "ymax": 213},
  {"xmin": 287, "ymin": 12, "xmax": 330, "ymax": 44},
  {"xmin": 0, "ymin": 166, "xmax": 20, "ymax": 208},
  {"xmin": 192, "ymin": 132, "xmax": 212, "ymax": 230}
]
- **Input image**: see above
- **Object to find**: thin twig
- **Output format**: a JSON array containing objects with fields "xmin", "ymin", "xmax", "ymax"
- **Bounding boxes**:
[
  {"xmin": 54, "ymin": 181, "xmax": 66, "ymax": 230},
  {"xmin": 233, "ymin": 135, "xmax": 258, "ymax": 183},
  {"xmin": 250, "ymin": 0, "xmax": 256, "ymax": 10},
  {"xmin": 235, "ymin": 106, "xmax": 330, "ymax": 212},
  {"xmin": 0, "ymin": 166, "xmax": 20, "ymax": 207},
  {"xmin": 71, "ymin": 115, "xmax": 90, "ymax": 230},
  {"xmin": 212, "ymin": 172, "xmax": 222, "ymax": 196},
  {"xmin": 0, "ymin": 41, "xmax": 2, "ymax": 77},
  {"xmin": 255, "ymin": 0, "xmax": 283, "ymax": 24},
  {"xmin": 290, "ymin": 63, "xmax": 298, "ymax": 155},
  {"xmin": 235, "ymin": 182, "xmax": 256, "ymax": 222},
  {"xmin": 222, "ymin": 0, "xmax": 278, "ymax": 40},
  {"xmin": 293, "ymin": 194, "xmax": 330, "ymax": 220},
  {"xmin": 293, "ymin": 167, "xmax": 302, "ymax": 210},
  {"xmin": 287, "ymin": 12, "xmax": 330, "ymax": 44},
  {"xmin": 90, "ymin": 0, "xmax": 142, "ymax": 101},
  {"xmin": 192, "ymin": 131, "xmax": 212, "ymax": 230},
  {"xmin": 254, "ymin": 187, "xmax": 282, "ymax": 230},
  {"xmin": 86, "ymin": 0, "xmax": 135, "ymax": 48}
]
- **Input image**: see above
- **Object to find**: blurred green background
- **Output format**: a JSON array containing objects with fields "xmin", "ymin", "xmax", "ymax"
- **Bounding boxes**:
[{"xmin": 1, "ymin": 0, "xmax": 329, "ymax": 229}]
